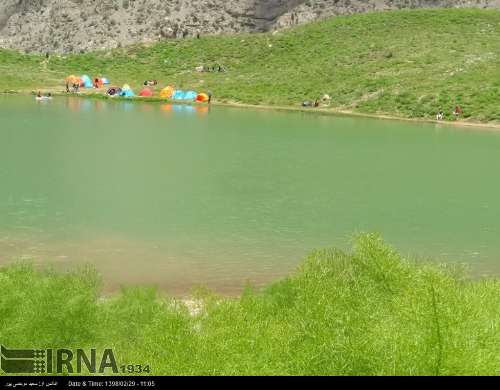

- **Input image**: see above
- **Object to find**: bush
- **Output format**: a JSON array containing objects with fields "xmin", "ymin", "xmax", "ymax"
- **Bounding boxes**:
[{"xmin": 0, "ymin": 234, "xmax": 498, "ymax": 375}]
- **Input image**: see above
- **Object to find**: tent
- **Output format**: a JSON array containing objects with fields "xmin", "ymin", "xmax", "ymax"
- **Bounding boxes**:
[
  {"xmin": 101, "ymin": 78, "xmax": 110, "ymax": 85},
  {"xmin": 172, "ymin": 90, "xmax": 197, "ymax": 101},
  {"xmin": 172, "ymin": 90, "xmax": 184, "ymax": 100},
  {"xmin": 119, "ymin": 89, "xmax": 135, "ymax": 98},
  {"xmin": 80, "ymin": 75, "xmax": 93, "ymax": 88},
  {"xmin": 139, "ymin": 88, "xmax": 153, "ymax": 97},
  {"xmin": 119, "ymin": 84, "xmax": 134, "ymax": 97},
  {"xmin": 196, "ymin": 93, "xmax": 209, "ymax": 103},
  {"xmin": 107, "ymin": 87, "xmax": 122, "ymax": 96},
  {"xmin": 93, "ymin": 78, "xmax": 104, "ymax": 89},
  {"xmin": 65, "ymin": 75, "xmax": 80, "ymax": 85},
  {"xmin": 160, "ymin": 86, "xmax": 174, "ymax": 99},
  {"xmin": 184, "ymin": 91, "xmax": 197, "ymax": 100}
]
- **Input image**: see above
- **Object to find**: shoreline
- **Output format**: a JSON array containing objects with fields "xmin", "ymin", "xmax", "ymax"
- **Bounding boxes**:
[
  {"xmin": 218, "ymin": 101, "xmax": 500, "ymax": 132},
  {"xmin": 3, "ymin": 88, "xmax": 500, "ymax": 132}
]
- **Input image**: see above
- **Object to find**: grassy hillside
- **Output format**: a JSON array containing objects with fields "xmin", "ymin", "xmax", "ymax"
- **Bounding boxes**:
[
  {"xmin": 0, "ymin": 234, "xmax": 498, "ymax": 376},
  {"xmin": 1, "ymin": 9, "xmax": 500, "ymax": 122}
]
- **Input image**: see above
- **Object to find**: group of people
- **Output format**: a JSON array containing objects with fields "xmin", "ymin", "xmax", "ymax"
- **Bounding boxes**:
[
  {"xmin": 302, "ymin": 94, "xmax": 332, "ymax": 108},
  {"xmin": 436, "ymin": 106, "xmax": 463, "ymax": 121},
  {"xmin": 196, "ymin": 64, "xmax": 226, "ymax": 73},
  {"xmin": 302, "ymin": 99, "xmax": 320, "ymax": 108},
  {"xmin": 65, "ymin": 82, "xmax": 80, "ymax": 93},
  {"xmin": 36, "ymin": 91, "xmax": 53, "ymax": 100}
]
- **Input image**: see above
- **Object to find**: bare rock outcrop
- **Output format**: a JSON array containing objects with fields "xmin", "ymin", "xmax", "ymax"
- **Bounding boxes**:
[{"xmin": 1, "ymin": 0, "xmax": 499, "ymax": 53}]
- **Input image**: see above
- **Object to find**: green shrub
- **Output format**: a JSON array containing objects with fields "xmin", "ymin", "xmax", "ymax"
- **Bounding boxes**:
[{"xmin": 0, "ymin": 234, "xmax": 498, "ymax": 375}]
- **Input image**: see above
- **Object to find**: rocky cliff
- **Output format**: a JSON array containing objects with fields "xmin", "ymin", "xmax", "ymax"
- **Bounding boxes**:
[{"xmin": 1, "ymin": 0, "xmax": 499, "ymax": 53}]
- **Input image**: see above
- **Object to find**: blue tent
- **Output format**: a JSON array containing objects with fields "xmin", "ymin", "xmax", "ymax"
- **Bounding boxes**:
[
  {"xmin": 80, "ymin": 75, "xmax": 93, "ymax": 88},
  {"xmin": 172, "ymin": 90, "xmax": 185, "ymax": 100},
  {"xmin": 172, "ymin": 90, "xmax": 198, "ymax": 101},
  {"xmin": 119, "ymin": 89, "xmax": 135, "ymax": 98},
  {"xmin": 184, "ymin": 91, "xmax": 197, "ymax": 100}
]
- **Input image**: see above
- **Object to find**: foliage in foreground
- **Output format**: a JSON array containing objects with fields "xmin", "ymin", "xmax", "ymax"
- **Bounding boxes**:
[
  {"xmin": 0, "ymin": 234, "xmax": 498, "ymax": 376},
  {"xmin": 1, "ymin": 9, "xmax": 500, "ymax": 122}
]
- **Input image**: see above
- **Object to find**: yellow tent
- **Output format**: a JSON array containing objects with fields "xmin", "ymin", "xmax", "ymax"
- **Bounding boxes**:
[
  {"xmin": 122, "ymin": 84, "xmax": 131, "ymax": 91},
  {"xmin": 160, "ymin": 86, "xmax": 174, "ymax": 99}
]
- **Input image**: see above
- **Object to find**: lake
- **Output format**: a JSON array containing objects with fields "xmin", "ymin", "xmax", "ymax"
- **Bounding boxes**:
[{"xmin": 1, "ymin": 95, "xmax": 499, "ymax": 294}]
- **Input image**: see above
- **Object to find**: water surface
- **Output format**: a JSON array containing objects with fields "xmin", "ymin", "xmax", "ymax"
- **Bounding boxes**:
[{"xmin": 1, "ymin": 96, "xmax": 499, "ymax": 294}]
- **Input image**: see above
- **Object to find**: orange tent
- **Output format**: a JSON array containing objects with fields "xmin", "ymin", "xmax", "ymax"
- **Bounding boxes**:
[
  {"xmin": 65, "ymin": 75, "xmax": 80, "ymax": 85},
  {"xmin": 196, "ymin": 93, "xmax": 209, "ymax": 103},
  {"xmin": 93, "ymin": 78, "xmax": 104, "ymax": 89},
  {"xmin": 139, "ymin": 88, "xmax": 154, "ymax": 97},
  {"xmin": 160, "ymin": 86, "xmax": 174, "ymax": 99}
]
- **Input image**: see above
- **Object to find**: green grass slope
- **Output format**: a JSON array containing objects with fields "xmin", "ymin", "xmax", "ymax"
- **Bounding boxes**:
[
  {"xmin": 0, "ymin": 235, "xmax": 498, "ymax": 376},
  {"xmin": 1, "ymin": 9, "xmax": 500, "ymax": 122}
]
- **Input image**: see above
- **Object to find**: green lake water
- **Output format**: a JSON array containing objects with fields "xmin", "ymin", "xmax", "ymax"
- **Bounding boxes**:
[{"xmin": 1, "ymin": 95, "xmax": 499, "ymax": 294}]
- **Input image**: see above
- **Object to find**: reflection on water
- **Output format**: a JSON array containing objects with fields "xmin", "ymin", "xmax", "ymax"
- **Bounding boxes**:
[
  {"xmin": 1, "ymin": 95, "xmax": 500, "ymax": 295},
  {"xmin": 63, "ymin": 98, "xmax": 211, "ymax": 118},
  {"xmin": 161, "ymin": 104, "xmax": 210, "ymax": 116}
]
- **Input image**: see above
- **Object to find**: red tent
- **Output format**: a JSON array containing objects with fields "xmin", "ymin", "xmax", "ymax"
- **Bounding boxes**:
[{"xmin": 139, "ymin": 88, "xmax": 153, "ymax": 97}]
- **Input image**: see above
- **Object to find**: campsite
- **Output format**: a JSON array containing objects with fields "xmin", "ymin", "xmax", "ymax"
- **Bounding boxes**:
[
  {"xmin": 0, "ymin": 6, "xmax": 499, "ymax": 378},
  {"xmin": 63, "ymin": 74, "xmax": 211, "ymax": 104}
]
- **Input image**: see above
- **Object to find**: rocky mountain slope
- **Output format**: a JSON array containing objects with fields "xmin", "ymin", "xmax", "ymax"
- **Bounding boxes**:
[{"xmin": 1, "ymin": 0, "xmax": 500, "ymax": 53}]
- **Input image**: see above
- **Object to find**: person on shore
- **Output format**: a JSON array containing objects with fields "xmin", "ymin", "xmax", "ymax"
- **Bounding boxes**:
[
  {"xmin": 436, "ymin": 110, "xmax": 444, "ymax": 120},
  {"xmin": 208, "ymin": 91, "xmax": 213, "ymax": 104},
  {"xmin": 302, "ymin": 99, "xmax": 319, "ymax": 108},
  {"xmin": 36, "ymin": 91, "xmax": 42, "ymax": 98},
  {"xmin": 453, "ymin": 105, "xmax": 463, "ymax": 117},
  {"xmin": 66, "ymin": 82, "xmax": 70, "ymax": 93}
]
